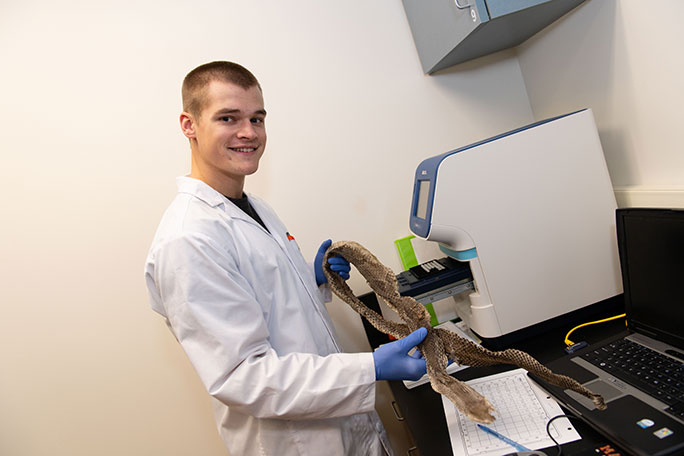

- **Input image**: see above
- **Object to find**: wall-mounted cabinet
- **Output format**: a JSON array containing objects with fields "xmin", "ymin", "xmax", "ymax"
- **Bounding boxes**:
[{"xmin": 402, "ymin": 0, "xmax": 586, "ymax": 74}]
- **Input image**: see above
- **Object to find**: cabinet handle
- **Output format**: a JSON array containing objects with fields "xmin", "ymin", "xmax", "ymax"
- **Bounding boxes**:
[
  {"xmin": 453, "ymin": 0, "xmax": 471, "ymax": 9},
  {"xmin": 391, "ymin": 400, "xmax": 405, "ymax": 421}
]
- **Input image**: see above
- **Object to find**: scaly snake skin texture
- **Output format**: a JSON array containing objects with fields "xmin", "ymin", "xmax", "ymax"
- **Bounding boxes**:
[{"xmin": 323, "ymin": 240, "xmax": 606, "ymax": 423}]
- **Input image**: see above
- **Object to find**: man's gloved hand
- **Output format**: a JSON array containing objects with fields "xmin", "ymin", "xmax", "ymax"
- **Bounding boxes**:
[
  {"xmin": 372, "ymin": 327, "xmax": 428, "ymax": 381},
  {"xmin": 314, "ymin": 239, "xmax": 351, "ymax": 286}
]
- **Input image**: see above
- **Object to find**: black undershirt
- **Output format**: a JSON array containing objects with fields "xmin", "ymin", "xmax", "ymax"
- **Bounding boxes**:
[{"xmin": 226, "ymin": 194, "xmax": 270, "ymax": 233}]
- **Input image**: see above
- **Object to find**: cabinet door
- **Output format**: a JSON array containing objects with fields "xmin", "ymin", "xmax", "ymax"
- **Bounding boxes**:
[
  {"xmin": 403, "ymin": 0, "xmax": 585, "ymax": 73},
  {"xmin": 402, "ymin": 0, "xmax": 490, "ymax": 74},
  {"xmin": 485, "ymin": 0, "xmax": 554, "ymax": 19}
]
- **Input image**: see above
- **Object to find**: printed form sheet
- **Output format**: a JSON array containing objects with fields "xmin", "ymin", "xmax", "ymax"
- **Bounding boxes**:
[{"xmin": 442, "ymin": 368, "xmax": 581, "ymax": 456}]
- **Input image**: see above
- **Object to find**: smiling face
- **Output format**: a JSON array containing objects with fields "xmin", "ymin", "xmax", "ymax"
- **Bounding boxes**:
[{"xmin": 180, "ymin": 80, "xmax": 267, "ymax": 197}]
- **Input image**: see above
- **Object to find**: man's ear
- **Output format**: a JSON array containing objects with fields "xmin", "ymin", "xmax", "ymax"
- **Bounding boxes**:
[{"xmin": 180, "ymin": 112, "xmax": 197, "ymax": 139}]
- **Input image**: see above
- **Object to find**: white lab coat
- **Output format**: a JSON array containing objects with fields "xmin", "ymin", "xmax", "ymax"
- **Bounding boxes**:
[{"xmin": 145, "ymin": 177, "xmax": 392, "ymax": 456}]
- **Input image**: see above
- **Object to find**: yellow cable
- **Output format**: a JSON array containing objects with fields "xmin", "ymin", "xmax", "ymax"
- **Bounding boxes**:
[{"xmin": 564, "ymin": 313, "xmax": 627, "ymax": 346}]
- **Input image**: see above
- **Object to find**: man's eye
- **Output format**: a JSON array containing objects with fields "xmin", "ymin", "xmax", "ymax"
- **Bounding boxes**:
[
  {"xmin": 251, "ymin": 118, "xmax": 264, "ymax": 124},
  {"xmin": 219, "ymin": 116, "xmax": 234, "ymax": 122}
]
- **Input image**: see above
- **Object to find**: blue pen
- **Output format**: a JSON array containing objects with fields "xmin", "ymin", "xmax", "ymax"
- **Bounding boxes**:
[{"xmin": 477, "ymin": 424, "xmax": 531, "ymax": 452}]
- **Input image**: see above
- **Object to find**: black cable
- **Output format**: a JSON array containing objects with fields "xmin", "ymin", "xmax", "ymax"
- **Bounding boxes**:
[{"xmin": 546, "ymin": 414, "xmax": 583, "ymax": 456}]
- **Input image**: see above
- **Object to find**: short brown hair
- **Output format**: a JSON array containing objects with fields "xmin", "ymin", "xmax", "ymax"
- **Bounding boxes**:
[{"xmin": 182, "ymin": 61, "xmax": 261, "ymax": 117}]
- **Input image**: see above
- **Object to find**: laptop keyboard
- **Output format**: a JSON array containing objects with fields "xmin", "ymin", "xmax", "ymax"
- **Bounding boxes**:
[{"xmin": 582, "ymin": 338, "xmax": 684, "ymax": 419}]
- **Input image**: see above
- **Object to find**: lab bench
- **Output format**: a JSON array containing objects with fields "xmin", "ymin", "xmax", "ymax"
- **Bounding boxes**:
[{"xmin": 359, "ymin": 292, "xmax": 629, "ymax": 455}]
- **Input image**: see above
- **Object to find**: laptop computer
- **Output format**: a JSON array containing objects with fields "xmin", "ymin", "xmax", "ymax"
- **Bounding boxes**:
[{"xmin": 530, "ymin": 208, "xmax": 684, "ymax": 456}]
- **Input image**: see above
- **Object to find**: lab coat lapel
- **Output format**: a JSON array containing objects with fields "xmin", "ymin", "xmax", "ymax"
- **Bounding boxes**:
[
  {"xmin": 177, "ymin": 176, "xmax": 225, "ymax": 209},
  {"xmin": 176, "ymin": 177, "xmax": 342, "ymax": 352},
  {"xmin": 248, "ymin": 194, "xmax": 342, "ymax": 352},
  {"xmin": 176, "ymin": 176, "xmax": 268, "ymax": 230}
]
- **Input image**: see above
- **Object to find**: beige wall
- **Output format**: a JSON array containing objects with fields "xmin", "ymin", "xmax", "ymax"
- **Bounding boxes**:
[
  {"xmin": 517, "ymin": 0, "xmax": 684, "ymax": 197},
  {"xmin": 0, "ymin": 1, "xmax": 533, "ymax": 455}
]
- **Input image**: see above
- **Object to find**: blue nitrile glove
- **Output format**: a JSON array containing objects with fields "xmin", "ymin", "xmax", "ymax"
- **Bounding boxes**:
[
  {"xmin": 314, "ymin": 239, "xmax": 351, "ymax": 286},
  {"xmin": 373, "ymin": 327, "xmax": 428, "ymax": 381}
]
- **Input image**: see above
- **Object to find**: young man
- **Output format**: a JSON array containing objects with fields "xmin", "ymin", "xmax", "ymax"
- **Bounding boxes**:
[{"xmin": 144, "ymin": 61, "xmax": 427, "ymax": 456}]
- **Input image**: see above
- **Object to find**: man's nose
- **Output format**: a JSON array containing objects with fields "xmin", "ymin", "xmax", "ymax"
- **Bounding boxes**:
[{"xmin": 237, "ymin": 121, "xmax": 257, "ymax": 139}]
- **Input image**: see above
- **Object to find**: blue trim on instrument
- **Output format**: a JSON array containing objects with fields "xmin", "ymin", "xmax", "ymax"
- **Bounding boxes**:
[{"xmin": 439, "ymin": 244, "xmax": 477, "ymax": 260}]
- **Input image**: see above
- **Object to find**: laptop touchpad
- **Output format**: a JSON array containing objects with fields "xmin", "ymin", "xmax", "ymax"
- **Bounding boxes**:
[{"xmin": 566, "ymin": 380, "xmax": 623, "ymax": 410}]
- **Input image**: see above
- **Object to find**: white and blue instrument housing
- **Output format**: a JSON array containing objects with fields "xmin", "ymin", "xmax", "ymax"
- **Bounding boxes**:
[{"xmin": 409, "ymin": 109, "xmax": 623, "ymax": 340}]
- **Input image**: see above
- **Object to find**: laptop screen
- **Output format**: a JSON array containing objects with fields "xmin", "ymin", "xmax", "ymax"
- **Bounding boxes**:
[{"xmin": 616, "ymin": 208, "xmax": 684, "ymax": 350}]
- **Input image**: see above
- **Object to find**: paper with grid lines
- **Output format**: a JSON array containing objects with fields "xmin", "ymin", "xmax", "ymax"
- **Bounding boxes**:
[{"xmin": 442, "ymin": 368, "xmax": 580, "ymax": 456}]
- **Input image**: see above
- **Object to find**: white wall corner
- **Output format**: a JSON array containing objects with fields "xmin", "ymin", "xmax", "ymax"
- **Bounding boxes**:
[{"xmin": 613, "ymin": 187, "xmax": 684, "ymax": 209}]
